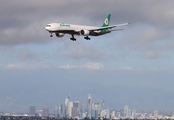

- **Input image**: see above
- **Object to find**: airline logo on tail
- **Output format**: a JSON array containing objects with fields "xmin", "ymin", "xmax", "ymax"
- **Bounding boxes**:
[{"xmin": 102, "ymin": 14, "xmax": 111, "ymax": 27}]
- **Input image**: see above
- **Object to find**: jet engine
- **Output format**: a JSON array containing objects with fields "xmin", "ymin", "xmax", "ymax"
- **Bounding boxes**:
[
  {"xmin": 80, "ymin": 29, "xmax": 90, "ymax": 36},
  {"xmin": 55, "ymin": 33, "xmax": 64, "ymax": 38}
]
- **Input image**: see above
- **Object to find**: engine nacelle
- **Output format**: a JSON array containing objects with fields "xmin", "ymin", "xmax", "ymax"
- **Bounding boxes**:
[
  {"xmin": 55, "ymin": 33, "xmax": 64, "ymax": 38},
  {"xmin": 80, "ymin": 29, "xmax": 90, "ymax": 36}
]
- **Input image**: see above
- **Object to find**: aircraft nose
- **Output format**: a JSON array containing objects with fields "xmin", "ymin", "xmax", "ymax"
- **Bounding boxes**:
[
  {"xmin": 45, "ymin": 24, "xmax": 51, "ymax": 31},
  {"xmin": 45, "ymin": 26, "xmax": 48, "ymax": 30}
]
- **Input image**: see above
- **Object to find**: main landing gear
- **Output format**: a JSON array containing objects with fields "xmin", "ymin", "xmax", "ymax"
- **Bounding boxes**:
[
  {"xmin": 50, "ymin": 33, "xmax": 53, "ymax": 37},
  {"xmin": 70, "ymin": 34, "xmax": 76, "ymax": 41},
  {"xmin": 70, "ymin": 35, "xmax": 90, "ymax": 41},
  {"xmin": 84, "ymin": 36, "xmax": 90, "ymax": 40}
]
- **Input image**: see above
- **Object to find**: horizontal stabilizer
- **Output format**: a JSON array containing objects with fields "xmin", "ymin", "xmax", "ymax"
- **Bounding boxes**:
[{"xmin": 110, "ymin": 29, "xmax": 124, "ymax": 31}]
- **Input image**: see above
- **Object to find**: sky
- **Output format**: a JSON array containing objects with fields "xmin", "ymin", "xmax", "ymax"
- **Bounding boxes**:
[{"xmin": 0, "ymin": 0, "xmax": 174, "ymax": 113}]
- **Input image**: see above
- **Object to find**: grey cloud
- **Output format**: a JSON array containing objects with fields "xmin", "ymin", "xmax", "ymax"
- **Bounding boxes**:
[
  {"xmin": 109, "ymin": 25, "xmax": 174, "ymax": 59},
  {"xmin": 58, "ymin": 62, "xmax": 104, "ymax": 70},
  {"xmin": 0, "ymin": 0, "xmax": 174, "ymax": 61},
  {"xmin": 1, "ymin": 0, "xmax": 174, "ymax": 45}
]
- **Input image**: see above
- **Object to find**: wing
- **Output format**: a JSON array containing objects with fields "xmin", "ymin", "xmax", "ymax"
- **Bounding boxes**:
[{"xmin": 89, "ymin": 23, "xmax": 129, "ymax": 31}]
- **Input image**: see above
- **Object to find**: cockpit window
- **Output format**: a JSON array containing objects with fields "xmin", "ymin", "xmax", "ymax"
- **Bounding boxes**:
[{"xmin": 46, "ymin": 25, "xmax": 51, "ymax": 27}]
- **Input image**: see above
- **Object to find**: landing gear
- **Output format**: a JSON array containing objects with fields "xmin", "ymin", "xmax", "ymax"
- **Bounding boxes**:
[
  {"xmin": 70, "ymin": 38, "xmax": 76, "ymax": 41},
  {"xmin": 50, "ymin": 33, "xmax": 53, "ymax": 37},
  {"xmin": 84, "ymin": 36, "xmax": 90, "ymax": 40},
  {"xmin": 70, "ymin": 34, "xmax": 76, "ymax": 41}
]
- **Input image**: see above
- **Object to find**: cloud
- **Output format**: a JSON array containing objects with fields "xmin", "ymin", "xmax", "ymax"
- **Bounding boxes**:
[
  {"xmin": 111, "ymin": 25, "xmax": 174, "ymax": 59},
  {"xmin": 149, "ymin": 67, "xmax": 167, "ymax": 71},
  {"xmin": 0, "ymin": 62, "xmax": 50, "ymax": 70},
  {"xmin": 58, "ymin": 62, "xmax": 104, "ymax": 70},
  {"xmin": 116, "ymin": 66, "xmax": 134, "ymax": 71}
]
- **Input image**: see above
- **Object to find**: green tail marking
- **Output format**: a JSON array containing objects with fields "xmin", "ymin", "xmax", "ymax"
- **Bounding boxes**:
[
  {"xmin": 100, "ymin": 14, "xmax": 111, "ymax": 34},
  {"xmin": 102, "ymin": 14, "xmax": 111, "ymax": 27}
]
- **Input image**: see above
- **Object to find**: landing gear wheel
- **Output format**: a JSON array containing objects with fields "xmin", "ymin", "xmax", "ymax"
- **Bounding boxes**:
[
  {"xmin": 70, "ymin": 34, "xmax": 76, "ymax": 41},
  {"xmin": 70, "ymin": 38, "xmax": 76, "ymax": 41},
  {"xmin": 84, "ymin": 36, "xmax": 90, "ymax": 40},
  {"xmin": 50, "ymin": 34, "xmax": 53, "ymax": 37}
]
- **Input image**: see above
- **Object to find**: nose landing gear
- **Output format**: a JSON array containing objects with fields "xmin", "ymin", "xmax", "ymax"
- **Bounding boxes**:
[{"xmin": 50, "ymin": 33, "xmax": 53, "ymax": 37}]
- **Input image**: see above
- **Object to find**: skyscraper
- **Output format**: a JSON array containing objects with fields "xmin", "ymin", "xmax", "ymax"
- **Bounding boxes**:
[
  {"xmin": 99, "ymin": 100, "xmax": 105, "ymax": 112},
  {"xmin": 87, "ymin": 94, "xmax": 92, "ymax": 117},
  {"xmin": 43, "ymin": 108, "xmax": 49, "ymax": 116},
  {"xmin": 67, "ymin": 102, "xmax": 73, "ymax": 117},
  {"xmin": 124, "ymin": 105, "xmax": 129, "ymax": 117},
  {"xmin": 65, "ymin": 96, "xmax": 70, "ymax": 107},
  {"xmin": 54, "ymin": 105, "xmax": 59, "ymax": 118},
  {"xmin": 61, "ymin": 103, "xmax": 66, "ymax": 117},
  {"xmin": 72, "ymin": 107, "xmax": 77, "ymax": 117},
  {"xmin": 154, "ymin": 110, "xmax": 158, "ymax": 117},
  {"xmin": 100, "ymin": 109, "xmax": 109, "ymax": 118},
  {"xmin": 74, "ymin": 101, "xmax": 82, "ymax": 117},
  {"xmin": 65, "ymin": 96, "xmax": 70, "ymax": 117},
  {"xmin": 131, "ymin": 109, "xmax": 136, "ymax": 118}
]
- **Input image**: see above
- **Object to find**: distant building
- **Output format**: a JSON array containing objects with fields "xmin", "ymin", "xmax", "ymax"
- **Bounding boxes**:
[
  {"xmin": 154, "ymin": 110, "xmax": 158, "ymax": 117},
  {"xmin": 29, "ymin": 106, "xmax": 36, "ymax": 114},
  {"xmin": 129, "ymin": 109, "xmax": 131, "ymax": 117},
  {"xmin": 72, "ymin": 107, "xmax": 77, "ymax": 117},
  {"xmin": 99, "ymin": 100, "xmax": 105, "ymax": 111},
  {"xmin": 36, "ymin": 110, "xmax": 42, "ymax": 116},
  {"xmin": 67, "ymin": 102, "xmax": 73, "ymax": 117},
  {"xmin": 116, "ymin": 112, "xmax": 121, "ymax": 118},
  {"xmin": 73, "ymin": 101, "xmax": 82, "ymax": 117},
  {"xmin": 87, "ymin": 94, "xmax": 92, "ymax": 117},
  {"xmin": 43, "ymin": 108, "xmax": 49, "ymax": 116},
  {"xmin": 65, "ymin": 96, "xmax": 70, "ymax": 117},
  {"xmin": 65, "ymin": 96, "xmax": 70, "ymax": 107},
  {"xmin": 131, "ymin": 109, "xmax": 136, "ymax": 118},
  {"xmin": 60, "ymin": 103, "xmax": 66, "ymax": 117},
  {"xmin": 111, "ymin": 110, "xmax": 116, "ymax": 118},
  {"xmin": 124, "ymin": 105, "xmax": 129, "ymax": 117},
  {"xmin": 54, "ymin": 105, "xmax": 59, "ymax": 118},
  {"xmin": 100, "ymin": 109, "xmax": 110, "ymax": 118},
  {"xmin": 81, "ymin": 104, "xmax": 86, "ymax": 117},
  {"xmin": 91, "ymin": 109, "xmax": 98, "ymax": 118}
]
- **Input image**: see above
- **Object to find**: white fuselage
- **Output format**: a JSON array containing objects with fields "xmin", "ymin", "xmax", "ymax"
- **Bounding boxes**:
[
  {"xmin": 45, "ymin": 23, "xmax": 110, "ymax": 37},
  {"xmin": 45, "ymin": 23, "xmax": 98, "ymax": 32}
]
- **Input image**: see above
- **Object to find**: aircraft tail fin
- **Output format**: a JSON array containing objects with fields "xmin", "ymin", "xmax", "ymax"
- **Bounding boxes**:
[{"xmin": 102, "ymin": 14, "xmax": 111, "ymax": 27}]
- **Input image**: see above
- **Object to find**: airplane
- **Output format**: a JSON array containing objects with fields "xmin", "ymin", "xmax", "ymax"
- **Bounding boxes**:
[{"xmin": 45, "ymin": 14, "xmax": 129, "ymax": 41}]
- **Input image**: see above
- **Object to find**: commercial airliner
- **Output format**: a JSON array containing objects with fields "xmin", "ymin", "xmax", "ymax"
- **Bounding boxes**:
[{"xmin": 45, "ymin": 14, "xmax": 129, "ymax": 41}]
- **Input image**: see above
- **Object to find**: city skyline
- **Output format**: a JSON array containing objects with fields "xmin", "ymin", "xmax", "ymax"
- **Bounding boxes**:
[
  {"xmin": 1, "ymin": 94, "xmax": 174, "ymax": 119},
  {"xmin": 25, "ymin": 94, "xmax": 174, "ymax": 116}
]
